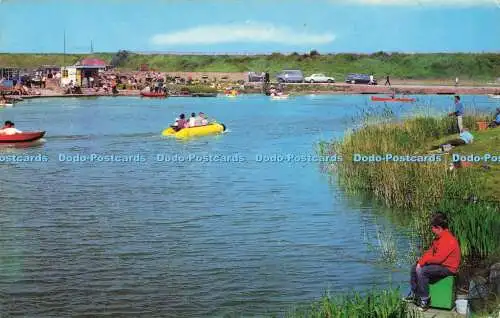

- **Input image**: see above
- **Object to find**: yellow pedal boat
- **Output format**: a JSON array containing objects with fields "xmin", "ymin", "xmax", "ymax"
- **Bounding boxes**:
[{"xmin": 162, "ymin": 123, "xmax": 226, "ymax": 138}]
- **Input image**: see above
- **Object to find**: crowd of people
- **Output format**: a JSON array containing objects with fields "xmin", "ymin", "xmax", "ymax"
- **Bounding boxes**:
[{"xmin": 172, "ymin": 112, "xmax": 209, "ymax": 131}]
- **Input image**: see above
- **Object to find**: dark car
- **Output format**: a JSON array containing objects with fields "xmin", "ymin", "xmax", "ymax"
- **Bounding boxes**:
[
  {"xmin": 345, "ymin": 73, "xmax": 377, "ymax": 85},
  {"xmin": 276, "ymin": 70, "xmax": 304, "ymax": 83}
]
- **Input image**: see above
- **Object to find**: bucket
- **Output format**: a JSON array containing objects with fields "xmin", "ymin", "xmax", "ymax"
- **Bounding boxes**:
[
  {"xmin": 456, "ymin": 299, "xmax": 468, "ymax": 315},
  {"xmin": 477, "ymin": 121, "xmax": 489, "ymax": 131}
]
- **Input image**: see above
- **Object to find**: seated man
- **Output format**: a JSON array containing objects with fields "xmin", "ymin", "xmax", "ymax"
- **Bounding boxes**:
[
  {"xmin": 431, "ymin": 128, "xmax": 473, "ymax": 150},
  {"xmin": 488, "ymin": 108, "xmax": 500, "ymax": 128},
  {"xmin": 0, "ymin": 121, "xmax": 22, "ymax": 135},
  {"xmin": 404, "ymin": 213, "xmax": 460, "ymax": 311}
]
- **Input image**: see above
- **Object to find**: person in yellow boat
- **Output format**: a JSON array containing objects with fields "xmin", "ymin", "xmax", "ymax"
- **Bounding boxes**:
[
  {"xmin": 188, "ymin": 112, "xmax": 197, "ymax": 127},
  {"xmin": 172, "ymin": 114, "xmax": 188, "ymax": 132},
  {"xmin": 199, "ymin": 112, "xmax": 208, "ymax": 126},
  {"xmin": 193, "ymin": 112, "xmax": 209, "ymax": 126}
]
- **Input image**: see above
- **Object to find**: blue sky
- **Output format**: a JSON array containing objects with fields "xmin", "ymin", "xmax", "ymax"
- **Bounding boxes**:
[{"xmin": 0, "ymin": 0, "xmax": 499, "ymax": 53}]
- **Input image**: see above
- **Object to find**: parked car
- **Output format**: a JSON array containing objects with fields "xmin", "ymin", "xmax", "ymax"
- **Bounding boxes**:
[
  {"xmin": 304, "ymin": 73, "xmax": 335, "ymax": 83},
  {"xmin": 276, "ymin": 70, "xmax": 304, "ymax": 83},
  {"xmin": 248, "ymin": 71, "xmax": 266, "ymax": 82},
  {"xmin": 345, "ymin": 73, "xmax": 377, "ymax": 85}
]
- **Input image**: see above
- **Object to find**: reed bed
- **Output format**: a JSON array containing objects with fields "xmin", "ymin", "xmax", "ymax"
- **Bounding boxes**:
[
  {"xmin": 319, "ymin": 111, "xmax": 500, "ymax": 263},
  {"xmin": 283, "ymin": 289, "xmax": 422, "ymax": 318},
  {"xmin": 319, "ymin": 113, "xmax": 492, "ymax": 210},
  {"xmin": 439, "ymin": 200, "xmax": 500, "ymax": 261}
]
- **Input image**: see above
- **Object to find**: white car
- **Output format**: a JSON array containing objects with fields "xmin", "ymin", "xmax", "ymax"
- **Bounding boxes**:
[{"xmin": 304, "ymin": 73, "xmax": 335, "ymax": 83}]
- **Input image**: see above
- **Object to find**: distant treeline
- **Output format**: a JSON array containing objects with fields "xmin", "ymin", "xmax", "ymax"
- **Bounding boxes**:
[{"xmin": 1, "ymin": 51, "xmax": 500, "ymax": 80}]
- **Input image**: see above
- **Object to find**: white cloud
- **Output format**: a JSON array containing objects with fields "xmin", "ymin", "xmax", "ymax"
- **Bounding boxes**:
[
  {"xmin": 150, "ymin": 22, "xmax": 335, "ymax": 46},
  {"xmin": 331, "ymin": 0, "xmax": 498, "ymax": 6}
]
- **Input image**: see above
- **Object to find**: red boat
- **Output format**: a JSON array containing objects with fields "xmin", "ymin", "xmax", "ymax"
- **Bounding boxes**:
[
  {"xmin": 140, "ymin": 92, "xmax": 167, "ymax": 98},
  {"xmin": 0, "ymin": 131, "xmax": 46, "ymax": 143},
  {"xmin": 371, "ymin": 96, "xmax": 415, "ymax": 102}
]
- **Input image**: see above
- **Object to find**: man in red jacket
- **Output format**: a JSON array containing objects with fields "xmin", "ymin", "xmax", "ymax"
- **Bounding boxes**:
[{"xmin": 404, "ymin": 212, "xmax": 461, "ymax": 311}]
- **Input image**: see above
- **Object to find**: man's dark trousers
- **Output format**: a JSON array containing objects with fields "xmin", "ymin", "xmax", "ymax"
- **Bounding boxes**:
[{"xmin": 411, "ymin": 264, "xmax": 453, "ymax": 301}]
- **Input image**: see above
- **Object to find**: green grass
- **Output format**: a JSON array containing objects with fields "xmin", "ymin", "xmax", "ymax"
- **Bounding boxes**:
[
  {"xmin": 440, "ymin": 201, "xmax": 500, "ymax": 261},
  {"xmin": 2, "ymin": 52, "xmax": 500, "ymax": 81},
  {"xmin": 320, "ymin": 114, "xmax": 500, "ymax": 209},
  {"xmin": 319, "ymin": 111, "xmax": 500, "ymax": 264},
  {"xmin": 282, "ymin": 289, "xmax": 422, "ymax": 318}
]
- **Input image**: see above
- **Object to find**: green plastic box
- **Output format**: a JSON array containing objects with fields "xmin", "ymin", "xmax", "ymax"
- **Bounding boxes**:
[{"xmin": 429, "ymin": 275, "xmax": 456, "ymax": 310}]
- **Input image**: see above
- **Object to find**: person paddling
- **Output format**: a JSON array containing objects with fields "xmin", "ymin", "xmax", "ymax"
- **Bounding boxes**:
[
  {"xmin": 173, "ymin": 114, "xmax": 188, "ymax": 132},
  {"xmin": 0, "ymin": 121, "xmax": 23, "ymax": 135}
]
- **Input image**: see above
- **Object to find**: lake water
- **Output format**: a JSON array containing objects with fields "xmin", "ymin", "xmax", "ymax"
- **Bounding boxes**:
[{"xmin": 0, "ymin": 94, "xmax": 496, "ymax": 317}]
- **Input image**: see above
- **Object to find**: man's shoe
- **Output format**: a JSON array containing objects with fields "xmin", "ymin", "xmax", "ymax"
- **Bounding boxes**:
[
  {"xmin": 402, "ymin": 293, "xmax": 416, "ymax": 303},
  {"xmin": 416, "ymin": 299, "xmax": 430, "ymax": 312}
]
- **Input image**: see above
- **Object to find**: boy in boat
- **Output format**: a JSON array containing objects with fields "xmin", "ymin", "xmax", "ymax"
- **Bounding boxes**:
[
  {"xmin": 193, "ymin": 112, "xmax": 207, "ymax": 126},
  {"xmin": 488, "ymin": 108, "xmax": 500, "ymax": 128},
  {"xmin": 0, "ymin": 121, "xmax": 23, "ymax": 135},
  {"xmin": 404, "ymin": 212, "xmax": 460, "ymax": 312},
  {"xmin": 188, "ymin": 113, "xmax": 197, "ymax": 127},
  {"xmin": 172, "ymin": 114, "xmax": 188, "ymax": 131},
  {"xmin": 200, "ymin": 112, "xmax": 208, "ymax": 126}
]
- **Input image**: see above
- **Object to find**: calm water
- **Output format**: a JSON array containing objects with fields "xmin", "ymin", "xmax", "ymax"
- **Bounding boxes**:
[{"xmin": 0, "ymin": 94, "xmax": 496, "ymax": 317}]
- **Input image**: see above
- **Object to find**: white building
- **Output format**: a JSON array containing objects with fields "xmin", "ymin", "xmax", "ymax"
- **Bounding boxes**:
[{"xmin": 60, "ymin": 57, "xmax": 108, "ymax": 87}]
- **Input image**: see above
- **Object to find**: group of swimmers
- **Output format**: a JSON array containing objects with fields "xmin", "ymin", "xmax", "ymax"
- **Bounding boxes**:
[
  {"xmin": 172, "ymin": 112, "xmax": 209, "ymax": 131},
  {"xmin": 0, "ymin": 121, "xmax": 22, "ymax": 135}
]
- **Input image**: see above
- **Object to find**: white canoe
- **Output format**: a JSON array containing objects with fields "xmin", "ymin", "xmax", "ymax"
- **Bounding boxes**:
[
  {"xmin": 271, "ymin": 94, "xmax": 289, "ymax": 100},
  {"xmin": 488, "ymin": 94, "xmax": 500, "ymax": 99},
  {"xmin": 0, "ymin": 103, "xmax": 14, "ymax": 107}
]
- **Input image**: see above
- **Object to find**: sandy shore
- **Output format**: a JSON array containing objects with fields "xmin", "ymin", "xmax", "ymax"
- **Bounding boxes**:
[
  {"xmin": 5, "ymin": 83, "xmax": 500, "ymax": 100},
  {"xmin": 282, "ymin": 82, "xmax": 500, "ymax": 95}
]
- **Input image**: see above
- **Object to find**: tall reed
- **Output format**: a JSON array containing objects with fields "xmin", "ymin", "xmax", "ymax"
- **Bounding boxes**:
[
  {"xmin": 320, "ymin": 114, "xmax": 492, "ymax": 210},
  {"xmin": 319, "ymin": 111, "xmax": 500, "ymax": 263}
]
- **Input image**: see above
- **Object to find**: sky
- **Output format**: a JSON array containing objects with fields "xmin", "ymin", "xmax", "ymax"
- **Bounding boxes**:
[{"xmin": 0, "ymin": 0, "xmax": 499, "ymax": 53}]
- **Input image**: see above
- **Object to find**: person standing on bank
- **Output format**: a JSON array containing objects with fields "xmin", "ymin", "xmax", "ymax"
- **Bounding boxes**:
[
  {"xmin": 404, "ymin": 213, "xmax": 461, "ymax": 312},
  {"xmin": 449, "ymin": 95, "xmax": 464, "ymax": 133},
  {"xmin": 385, "ymin": 75, "xmax": 391, "ymax": 86}
]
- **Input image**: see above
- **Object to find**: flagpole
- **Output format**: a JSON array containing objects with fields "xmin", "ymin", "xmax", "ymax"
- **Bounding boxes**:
[{"xmin": 63, "ymin": 29, "xmax": 66, "ymax": 65}]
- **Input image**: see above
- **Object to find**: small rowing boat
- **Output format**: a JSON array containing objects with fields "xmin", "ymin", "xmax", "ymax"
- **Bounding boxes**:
[
  {"xmin": 161, "ymin": 123, "xmax": 226, "ymax": 138},
  {"xmin": 0, "ymin": 131, "xmax": 46, "ymax": 143},
  {"xmin": 271, "ymin": 94, "xmax": 289, "ymax": 100},
  {"xmin": 140, "ymin": 92, "xmax": 167, "ymax": 98},
  {"xmin": 487, "ymin": 94, "xmax": 500, "ymax": 99}
]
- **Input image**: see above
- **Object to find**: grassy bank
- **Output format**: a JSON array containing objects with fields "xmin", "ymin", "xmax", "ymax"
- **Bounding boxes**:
[
  {"xmin": 319, "ymin": 111, "xmax": 500, "ymax": 259},
  {"xmin": 309, "ymin": 111, "xmax": 500, "ymax": 316},
  {"xmin": 320, "ymin": 113, "xmax": 499, "ymax": 208},
  {"xmin": 282, "ymin": 289, "xmax": 422, "ymax": 318},
  {"xmin": 1, "ymin": 52, "xmax": 500, "ymax": 81}
]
